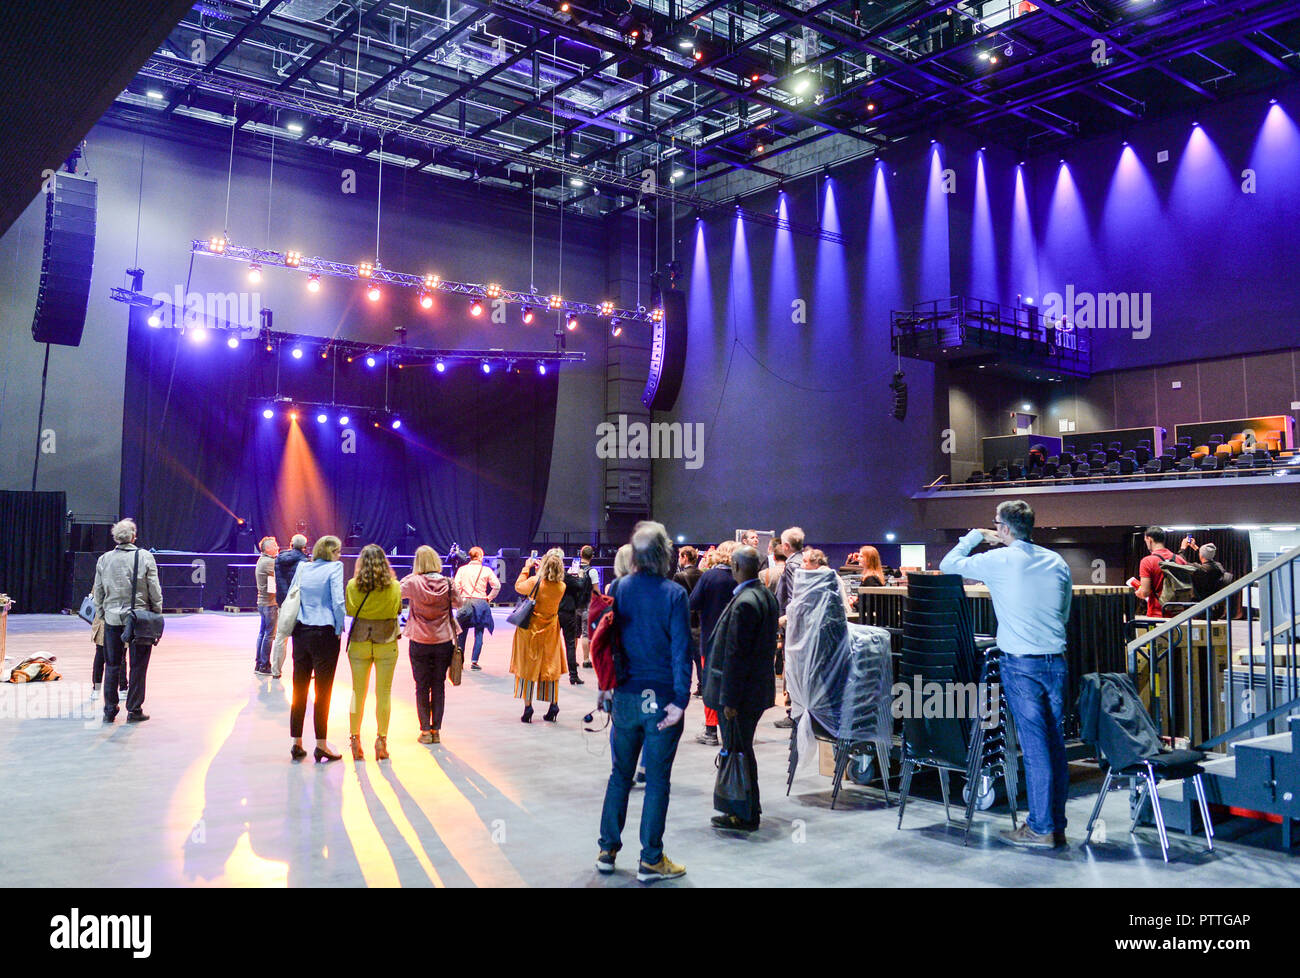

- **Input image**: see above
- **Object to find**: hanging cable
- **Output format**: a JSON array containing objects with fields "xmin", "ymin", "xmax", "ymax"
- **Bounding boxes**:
[
  {"xmin": 223, "ymin": 97, "xmax": 237, "ymax": 235},
  {"xmin": 265, "ymin": 132, "xmax": 275, "ymax": 249},
  {"xmin": 375, "ymin": 135, "xmax": 383, "ymax": 262}
]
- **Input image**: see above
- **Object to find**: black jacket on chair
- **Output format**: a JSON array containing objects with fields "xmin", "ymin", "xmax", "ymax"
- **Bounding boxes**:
[
  {"xmin": 1078, "ymin": 672, "xmax": 1163, "ymax": 772},
  {"xmin": 704, "ymin": 582, "xmax": 780, "ymax": 715}
]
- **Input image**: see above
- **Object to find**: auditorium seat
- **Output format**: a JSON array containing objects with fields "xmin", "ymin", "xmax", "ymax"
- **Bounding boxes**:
[
  {"xmin": 1199, "ymin": 455, "xmax": 1223, "ymax": 476},
  {"xmin": 1089, "ymin": 452, "xmax": 1108, "ymax": 469},
  {"xmin": 1117, "ymin": 457, "xmax": 1137, "ymax": 475},
  {"xmin": 1191, "ymin": 444, "xmax": 1210, "ymax": 461},
  {"xmin": 1074, "ymin": 461, "xmax": 1092, "ymax": 483},
  {"xmin": 1103, "ymin": 461, "xmax": 1121, "ymax": 480},
  {"xmin": 1143, "ymin": 458, "xmax": 1164, "ymax": 477},
  {"xmin": 1175, "ymin": 457, "xmax": 1197, "ymax": 477},
  {"xmin": 1172, "ymin": 442, "xmax": 1191, "ymax": 461},
  {"xmin": 1043, "ymin": 458, "xmax": 1059, "ymax": 477},
  {"xmin": 993, "ymin": 467, "xmax": 1009, "ymax": 482},
  {"xmin": 1054, "ymin": 464, "xmax": 1073, "ymax": 483},
  {"xmin": 1208, "ymin": 434, "xmax": 1225, "ymax": 447},
  {"xmin": 1025, "ymin": 469, "xmax": 1043, "ymax": 481},
  {"xmin": 1133, "ymin": 446, "xmax": 1151, "ymax": 465},
  {"xmin": 1007, "ymin": 460, "xmax": 1024, "ymax": 480},
  {"xmin": 966, "ymin": 470, "xmax": 986, "ymax": 484},
  {"xmin": 1058, "ymin": 451, "xmax": 1075, "ymax": 467}
]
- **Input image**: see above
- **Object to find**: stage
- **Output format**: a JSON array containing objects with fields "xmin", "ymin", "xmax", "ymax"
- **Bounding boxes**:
[{"xmin": 0, "ymin": 612, "xmax": 1294, "ymax": 887}]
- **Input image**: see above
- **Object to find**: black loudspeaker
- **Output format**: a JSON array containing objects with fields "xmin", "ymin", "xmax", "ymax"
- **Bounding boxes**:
[
  {"xmin": 641, "ymin": 289, "xmax": 687, "ymax": 412},
  {"xmin": 31, "ymin": 171, "xmax": 97, "ymax": 347}
]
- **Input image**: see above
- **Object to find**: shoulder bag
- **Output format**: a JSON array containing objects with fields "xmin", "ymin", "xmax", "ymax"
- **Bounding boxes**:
[
  {"xmin": 121, "ymin": 549, "xmax": 165, "ymax": 646},
  {"xmin": 507, "ymin": 576, "xmax": 537, "ymax": 629}
]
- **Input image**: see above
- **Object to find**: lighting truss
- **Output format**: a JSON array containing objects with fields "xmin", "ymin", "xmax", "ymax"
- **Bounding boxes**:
[
  {"xmin": 108, "ymin": 287, "xmax": 586, "ymax": 366},
  {"xmin": 192, "ymin": 239, "xmax": 660, "ymax": 323},
  {"xmin": 137, "ymin": 56, "xmax": 841, "ymax": 244}
]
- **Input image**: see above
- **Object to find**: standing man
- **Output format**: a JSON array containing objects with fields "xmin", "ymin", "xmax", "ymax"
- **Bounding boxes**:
[
  {"xmin": 453, "ymin": 547, "xmax": 501, "ymax": 671},
  {"xmin": 1179, "ymin": 536, "xmax": 1233, "ymax": 609},
  {"xmin": 1132, "ymin": 526, "xmax": 1187, "ymax": 618},
  {"xmin": 92, "ymin": 519, "xmax": 163, "ymax": 723},
  {"xmin": 254, "ymin": 536, "xmax": 279, "ymax": 676},
  {"xmin": 704, "ymin": 545, "xmax": 779, "ymax": 832},
  {"xmin": 272, "ymin": 534, "xmax": 311, "ymax": 679},
  {"xmin": 939, "ymin": 500, "xmax": 1072, "ymax": 848},
  {"xmin": 576, "ymin": 545, "xmax": 600, "ymax": 668},
  {"xmin": 772, "ymin": 526, "xmax": 806, "ymax": 730}
]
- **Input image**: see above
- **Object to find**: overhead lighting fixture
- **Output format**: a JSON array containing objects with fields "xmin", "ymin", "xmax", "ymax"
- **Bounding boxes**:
[
  {"xmin": 226, "ymin": 335, "xmax": 239, "ymax": 349},
  {"xmin": 792, "ymin": 74, "xmax": 812, "ymax": 95},
  {"xmin": 481, "ymin": 360, "xmax": 492, "ymax": 374},
  {"xmin": 317, "ymin": 412, "xmax": 328, "ymax": 424},
  {"xmin": 418, "ymin": 291, "xmax": 434, "ymax": 310},
  {"xmin": 565, "ymin": 314, "xmax": 579, "ymax": 331},
  {"xmin": 262, "ymin": 408, "xmax": 274, "ymax": 420},
  {"xmin": 365, "ymin": 355, "xmax": 376, "ymax": 368},
  {"xmin": 247, "ymin": 263, "xmax": 262, "ymax": 283},
  {"xmin": 206, "ymin": 236, "xmax": 226, "ymax": 253},
  {"xmin": 521, "ymin": 305, "xmax": 535, "ymax": 324},
  {"xmin": 338, "ymin": 415, "xmax": 350, "ymax": 426},
  {"xmin": 548, "ymin": 295, "xmax": 563, "ymax": 310},
  {"xmin": 146, "ymin": 89, "xmax": 164, "ymax": 100},
  {"xmin": 650, "ymin": 307, "xmax": 664, "ymax": 323},
  {"xmin": 434, "ymin": 358, "xmax": 446, "ymax": 373},
  {"xmin": 599, "ymin": 300, "xmax": 615, "ymax": 316},
  {"xmin": 189, "ymin": 327, "xmax": 206, "ymax": 343},
  {"xmin": 672, "ymin": 168, "xmax": 685, "ymax": 180},
  {"xmin": 391, "ymin": 417, "xmax": 402, "ymax": 430},
  {"xmin": 366, "ymin": 284, "xmax": 381, "ymax": 302},
  {"xmin": 306, "ymin": 273, "xmax": 321, "ymax": 293},
  {"xmin": 291, "ymin": 346, "xmax": 303, "ymax": 359},
  {"xmin": 358, "ymin": 261, "xmax": 374, "ymax": 278},
  {"xmin": 469, "ymin": 298, "xmax": 483, "ymax": 317},
  {"xmin": 610, "ymin": 319, "xmax": 622, "ymax": 337},
  {"xmin": 146, "ymin": 307, "xmax": 162, "ymax": 328},
  {"xmin": 885, "ymin": 532, "xmax": 896, "ymax": 542},
  {"xmin": 486, "ymin": 283, "xmax": 502, "ymax": 298},
  {"xmin": 570, "ymin": 177, "xmax": 584, "ymax": 188},
  {"xmin": 287, "ymin": 121, "xmax": 303, "ymax": 134},
  {"xmin": 866, "ymin": 101, "xmax": 876, "ymax": 111},
  {"xmin": 693, "ymin": 49, "xmax": 703, "ymax": 62},
  {"xmin": 979, "ymin": 50, "xmax": 990, "ymax": 61},
  {"xmin": 537, "ymin": 362, "xmax": 547, "ymax": 375},
  {"xmin": 285, "ymin": 250, "xmax": 301, "ymax": 267}
]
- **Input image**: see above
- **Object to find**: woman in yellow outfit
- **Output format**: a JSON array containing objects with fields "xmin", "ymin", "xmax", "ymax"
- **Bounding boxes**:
[
  {"xmin": 509, "ymin": 549, "xmax": 567, "ymax": 723},
  {"xmin": 345, "ymin": 544, "xmax": 403, "ymax": 760}
]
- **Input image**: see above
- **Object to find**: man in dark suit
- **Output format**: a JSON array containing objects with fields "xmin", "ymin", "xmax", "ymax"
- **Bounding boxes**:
[
  {"xmin": 704, "ymin": 545, "xmax": 779, "ymax": 831},
  {"xmin": 689, "ymin": 541, "xmax": 738, "ymax": 746},
  {"xmin": 772, "ymin": 526, "xmax": 805, "ymax": 729}
]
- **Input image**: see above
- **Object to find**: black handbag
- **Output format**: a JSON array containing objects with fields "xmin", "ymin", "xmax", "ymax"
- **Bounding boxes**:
[
  {"xmin": 507, "ymin": 578, "xmax": 536, "ymax": 628},
  {"xmin": 121, "ymin": 549, "xmax": 165, "ymax": 646},
  {"xmin": 713, "ymin": 719, "xmax": 755, "ymax": 822}
]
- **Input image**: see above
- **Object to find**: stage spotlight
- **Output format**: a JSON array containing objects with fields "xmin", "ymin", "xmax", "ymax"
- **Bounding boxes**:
[
  {"xmin": 291, "ymin": 346, "xmax": 303, "ymax": 359},
  {"xmin": 366, "ymin": 355, "xmax": 376, "ymax": 368},
  {"xmin": 207, "ymin": 235, "xmax": 226, "ymax": 253},
  {"xmin": 548, "ymin": 294, "xmax": 563, "ymax": 310},
  {"xmin": 693, "ymin": 48, "xmax": 703, "ymax": 62},
  {"xmin": 391, "ymin": 417, "xmax": 402, "ymax": 429},
  {"xmin": 537, "ymin": 362, "xmax": 547, "ymax": 375},
  {"xmin": 306, "ymin": 274, "xmax": 321, "ymax": 293},
  {"xmin": 565, "ymin": 314, "xmax": 579, "ymax": 331},
  {"xmin": 289, "ymin": 410, "xmax": 299, "ymax": 422},
  {"xmin": 435, "ymin": 358, "xmax": 446, "ymax": 373},
  {"xmin": 247, "ymin": 263, "xmax": 262, "ymax": 283},
  {"xmin": 866, "ymin": 102, "xmax": 875, "ymax": 111},
  {"xmin": 227, "ymin": 335, "xmax": 239, "ymax": 349},
  {"xmin": 486, "ymin": 283, "xmax": 502, "ymax": 298},
  {"xmin": 418, "ymin": 291, "xmax": 434, "ymax": 309},
  {"xmin": 599, "ymin": 300, "xmax": 615, "ymax": 316},
  {"xmin": 481, "ymin": 360, "xmax": 492, "ymax": 374},
  {"xmin": 610, "ymin": 319, "xmax": 622, "ymax": 337},
  {"xmin": 317, "ymin": 412, "xmax": 328, "ymax": 423},
  {"xmin": 1270, "ymin": 97, "xmax": 1279, "ymax": 105},
  {"xmin": 321, "ymin": 347, "xmax": 328, "ymax": 359},
  {"xmin": 650, "ymin": 307, "xmax": 664, "ymax": 323},
  {"xmin": 262, "ymin": 408, "xmax": 274, "ymax": 419},
  {"xmin": 285, "ymin": 251, "xmax": 302, "ymax": 267},
  {"xmin": 367, "ymin": 284, "xmax": 381, "ymax": 302},
  {"xmin": 146, "ymin": 307, "xmax": 162, "ymax": 328},
  {"xmin": 424, "ymin": 273, "xmax": 440, "ymax": 289},
  {"xmin": 339, "ymin": 415, "xmax": 349, "ymax": 425},
  {"xmin": 792, "ymin": 74, "xmax": 812, "ymax": 95},
  {"xmin": 885, "ymin": 532, "xmax": 896, "ymax": 542},
  {"xmin": 189, "ymin": 326, "xmax": 207, "ymax": 342},
  {"xmin": 358, "ymin": 261, "xmax": 374, "ymax": 278},
  {"xmin": 521, "ymin": 305, "xmax": 535, "ymax": 324},
  {"xmin": 469, "ymin": 298, "xmax": 483, "ymax": 317}
]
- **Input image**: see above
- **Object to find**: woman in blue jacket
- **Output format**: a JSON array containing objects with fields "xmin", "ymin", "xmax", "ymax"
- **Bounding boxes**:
[{"xmin": 288, "ymin": 535, "xmax": 347, "ymax": 762}]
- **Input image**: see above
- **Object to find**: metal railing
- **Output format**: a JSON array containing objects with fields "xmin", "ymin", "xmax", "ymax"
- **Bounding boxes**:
[{"xmin": 1126, "ymin": 543, "xmax": 1300, "ymax": 751}]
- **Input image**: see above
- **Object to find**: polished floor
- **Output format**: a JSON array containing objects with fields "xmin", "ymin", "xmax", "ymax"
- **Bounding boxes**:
[{"xmin": 0, "ymin": 612, "xmax": 1294, "ymax": 888}]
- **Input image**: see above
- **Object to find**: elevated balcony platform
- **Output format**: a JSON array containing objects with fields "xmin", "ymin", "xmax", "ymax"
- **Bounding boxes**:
[{"xmin": 891, "ymin": 296, "xmax": 1091, "ymax": 381}]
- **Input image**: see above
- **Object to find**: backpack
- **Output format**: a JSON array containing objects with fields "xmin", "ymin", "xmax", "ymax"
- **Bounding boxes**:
[{"xmin": 1158, "ymin": 559, "xmax": 1196, "ymax": 607}]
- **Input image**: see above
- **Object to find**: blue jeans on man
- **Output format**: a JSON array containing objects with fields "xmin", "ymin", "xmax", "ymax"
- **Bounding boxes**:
[
  {"xmin": 999, "ymin": 653, "xmax": 1069, "ymax": 836},
  {"xmin": 255, "ymin": 604, "xmax": 278, "ymax": 672},
  {"xmin": 458, "ymin": 626, "xmax": 486, "ymax": 663},
  {"xmin": 598, "ymin": 688, "xmax": 684, "ymax": 865}
]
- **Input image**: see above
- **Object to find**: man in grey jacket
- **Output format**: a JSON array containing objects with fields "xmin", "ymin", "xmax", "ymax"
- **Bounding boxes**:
[{"xmin": 92, "ymin": 519, "xmax": 163, "ymax": 723}]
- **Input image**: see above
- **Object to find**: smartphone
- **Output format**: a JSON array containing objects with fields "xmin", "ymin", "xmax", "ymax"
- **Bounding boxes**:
[{"xmin": 530, "ymin": 549, "xmax": 538, "ymax": 559}]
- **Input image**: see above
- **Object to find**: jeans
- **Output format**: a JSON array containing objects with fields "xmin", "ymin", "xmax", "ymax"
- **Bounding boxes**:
[
  {"xmin": 255, "ymin": 604, "xmax": 278, "ymax": 672},
  {"xmin": 459, "ymin": 626, "xmax": 486, "ymax": 663},
  {"xmin": 290, "ymin": 624, "xmax": 341, "ymax": 740},
  {"xmin": 410, "ymin": 640, "xmax": 454, "ymax": 731},
  {"xmin": 92, "ymin": 644, "xmax": 128, "ymax": 689},
  {"xmin": 1000, "ymin": 653, "xmax": 1069, "ymax": 836},
  {"xmin": 102, "ymin": 625, "xmax": 151, "ymax": 718},
  {"xmin": 598, "ymin": 688, "xmax": 685, "ymax": 865}
]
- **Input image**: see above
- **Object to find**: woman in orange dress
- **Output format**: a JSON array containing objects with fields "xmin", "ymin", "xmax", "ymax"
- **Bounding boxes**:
[{"xmin": 509, "ymin": 549, "xmax": 567, "ymax": 723}]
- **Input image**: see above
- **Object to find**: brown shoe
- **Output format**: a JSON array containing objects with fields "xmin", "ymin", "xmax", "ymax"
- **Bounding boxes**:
[
  {"xmin": 374, "ymin": 735, "xmax": 389, "ymax": 761},
  {"xmin": 998, "ymin": 823, "xmax": 1057, "ymax": 848},
  {"xmin": 417, "ymin": 731, "xmax": 434, "ymax": 745},
  {"xmin": 431, "ymin": 730, "xmax": 440, "ymax": 744},
  {"xmin": 349, "ymin": 735, "xmax": 364, "ymax": 761}
]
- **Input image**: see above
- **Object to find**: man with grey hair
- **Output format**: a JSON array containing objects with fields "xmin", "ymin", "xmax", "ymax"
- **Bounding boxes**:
[
  {"xmin": 596, "ymin": 521, "xmax": 692, "ymax": 883},
  {"xmin": 271, "ymin": 534, "xmax": 311, "ymax": 678},
  {"xmin": 254, "ymin": 536, "xmax": 279, "ymax": 676},
  {"xmin": 1179, "ymin": 535, "xmax": 1233, "ymax": 610},
  {"xmin": 92, "ymin": 519, "xmax": 163, "ymax": 723},
  {"xmin": 772, "ymin": 526, "xmax": 806, "ymax": 730},
  {"xmin": 940, "ymin": 499, "xmax": 1072, "ymax": 849}
]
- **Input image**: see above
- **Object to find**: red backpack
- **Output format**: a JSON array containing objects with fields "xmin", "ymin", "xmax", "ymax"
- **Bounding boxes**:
[{"xmin": 587, "ymin": 589, "xmax": 623, "ymax": 691}]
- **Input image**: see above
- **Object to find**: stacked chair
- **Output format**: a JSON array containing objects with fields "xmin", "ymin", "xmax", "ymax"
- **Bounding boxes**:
[{"xmin": 896, "ymin": 574, "xmax": 1020, "ymax": 844}]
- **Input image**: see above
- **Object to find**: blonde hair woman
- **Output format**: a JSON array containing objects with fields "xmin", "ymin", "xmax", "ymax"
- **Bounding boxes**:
[
  {"xmin": 345, "ymin": 544, "xmax": 403, "ymax": 760},
  {"xmin": 605, "ymin": 543, "xmax": 634, "ymax": 594},
  {"xmin": 288, "ymin": 535, "xmax": 346, "ymax": 762},
  {"xmin": 401, "ymin": 545, "xmax": 463, "ymax": 744},
  {"xmin": 509, "ymin": 548, "xmax": 567, "ymax": 723}
]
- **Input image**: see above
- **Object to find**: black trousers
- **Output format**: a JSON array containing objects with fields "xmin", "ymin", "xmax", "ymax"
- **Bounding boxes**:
[
  {"xmin": 721, "ymin": 708, "xmax": 764, "ymax": 818},
  {"xmin": 290, "ymin": 624, "xmax": 341, "ymax": 740},
  {"xmin": 559, "ymin": 613, "xmax": 579, "ymax": 678},
  {"xmin": 93, "ymin": 644, "xmax": 128, "ymax": 689},
  {"xmin": 410, "ymin": 640, "xmax": 454, "ymax": 731},
  {"xmin": 102, "ymin": 625, "xmax": 151, "ymax": 717}
]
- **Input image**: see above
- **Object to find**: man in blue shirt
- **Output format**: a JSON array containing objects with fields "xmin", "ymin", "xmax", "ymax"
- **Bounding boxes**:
[
  {"xmin": 940, "ymin": 499, "xmax": 1072, "ymax": 848},
  {"xmin": 596, "ymin": 521, "xmax": 693, "ymax": 883}
]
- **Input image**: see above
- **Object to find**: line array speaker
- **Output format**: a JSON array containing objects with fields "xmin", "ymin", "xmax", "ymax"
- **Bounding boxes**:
[
  {"xmin": 641, "ymin": 288, "xmax": 687, "ymax": 412},
  {"xmin": 31, "ymin": 171, "xmax": 97, "ymax": 347}
]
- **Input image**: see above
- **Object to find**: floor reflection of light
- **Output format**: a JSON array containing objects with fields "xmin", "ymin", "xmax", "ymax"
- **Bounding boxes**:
[
  {"xmin": 220, "ymin": 830, "xmax": 289, "ymax": 887},
  {"xmin": 170, "ymin": 701, "xmax": 243, "ymax": 878}
]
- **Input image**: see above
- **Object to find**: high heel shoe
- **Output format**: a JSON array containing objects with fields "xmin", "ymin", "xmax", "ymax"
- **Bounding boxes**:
[
  {"xmin": 374, "ymin": 735, "xmax": 389, "ymax": 760},
  {"xmin": 314, "ymin": 744, "xmax": 342, "ymax": 763},
  {"xmin": 291, "ymin": 744, "xmax": 308, "ymax": 761},
  {"xmin": 349, "ymin": 735, "xmax": 364, "ymax": 760},
  {"xmin": 520, "ymin": 704, "xmax": 534, "ymax": 724},
  {"xmin": 543, "ymin": 703, "xmax": 559, "ymax": 722}
]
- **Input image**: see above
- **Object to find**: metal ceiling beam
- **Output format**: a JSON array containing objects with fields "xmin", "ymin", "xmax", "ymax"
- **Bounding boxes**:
[{"xmin": 162, "ymin": 0, "xmax": 288, "ymax": 116}]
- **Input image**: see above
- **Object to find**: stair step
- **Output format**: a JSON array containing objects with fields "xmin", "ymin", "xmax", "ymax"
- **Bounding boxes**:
[
  {"xmin": 1232, "ymin": 732, "xmax": 1293, "ymax": 755},
  {"xmin": 1201, "ymin": 756, "xmax": 1237, "ymax": 779}
]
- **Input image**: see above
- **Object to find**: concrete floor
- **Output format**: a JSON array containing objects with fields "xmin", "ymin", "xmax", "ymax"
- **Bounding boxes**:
[{"xmin": 0, "ymin": 612, "xmax": 1295, "ymax": 888}]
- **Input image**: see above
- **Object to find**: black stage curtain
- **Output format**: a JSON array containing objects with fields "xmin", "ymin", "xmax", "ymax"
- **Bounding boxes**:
[
  {"xmin": 0, "ymin": 490, "xmax": 66, "ymax": 613},
  {"xmin": 120, "ymin": 319, "xmax": 559, "ymax": 553}
]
